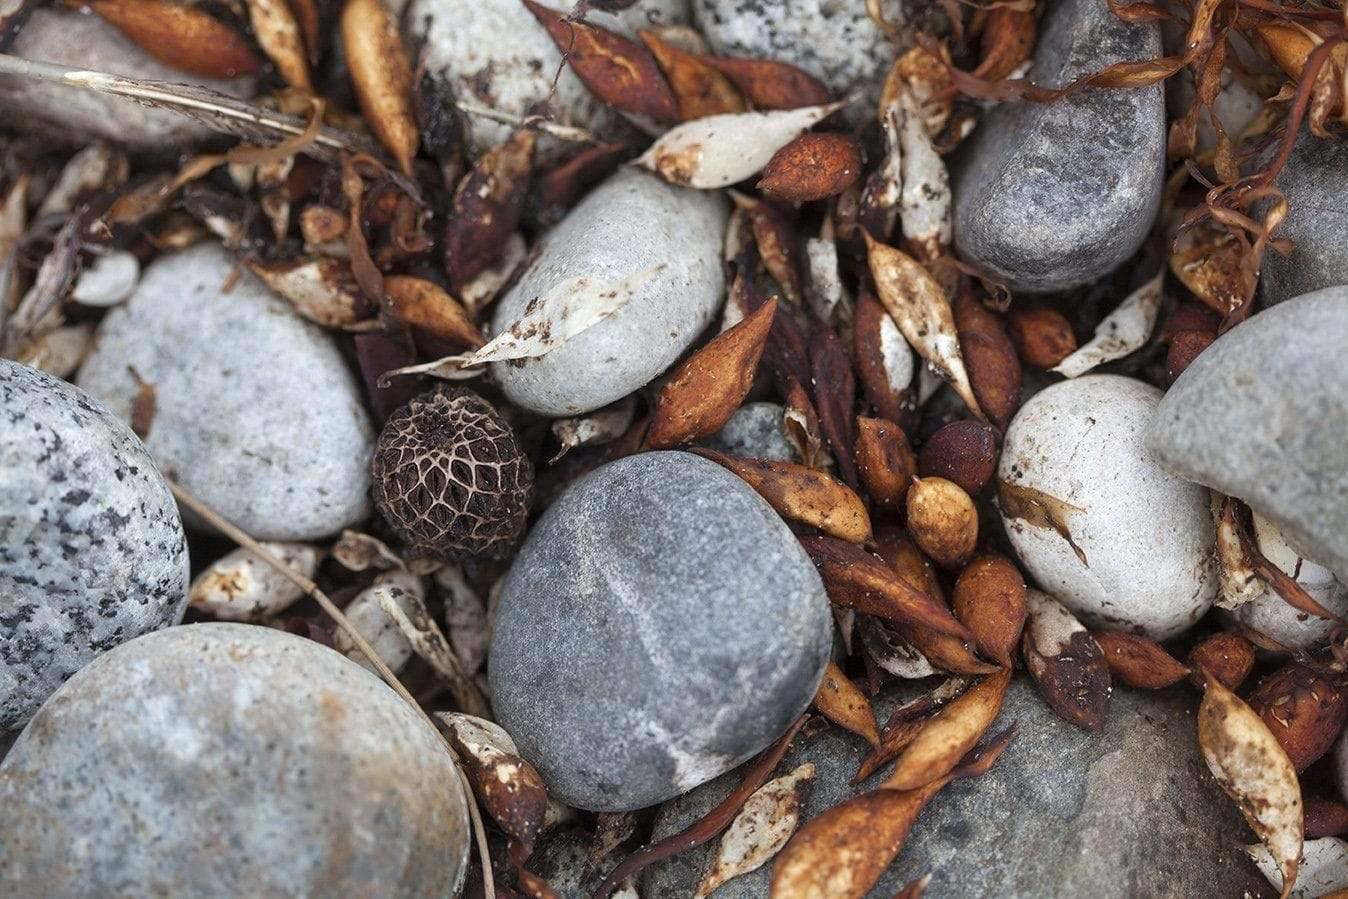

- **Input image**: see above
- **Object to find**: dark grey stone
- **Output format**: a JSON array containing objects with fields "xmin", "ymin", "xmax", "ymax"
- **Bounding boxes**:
[
  {"xmin": 1149, "ymin": 288, "xmax": 1348, "ymax": 583},
  {"xmin": 0, "ymin": 359, "xmax": 188, "ymax": 732},
  {"xmin": 0, "ymin": 623, "xmax": 471, "ymax": 897},
  {"xmin": 488, "ymin": 450, "xmax": 832, "ymax": 812},
  {"xmin": 644, "ymin": 679, "xmax": 1267, "ymax": 898},
  {"xmin": 952, "ymin": 0, "xmax": 1165, "ymax": 293},
  {"xmin": 701, "ymin": 402, "xmax": 799, "ymax": 462},
  {"xmin": 1257, "ymin": 132, "xmax": 1348, "ymax": 306}
]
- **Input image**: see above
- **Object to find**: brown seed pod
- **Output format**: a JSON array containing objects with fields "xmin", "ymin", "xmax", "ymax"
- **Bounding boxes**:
[
  {"xmin": 757, "ymin": 132, "xmax": 863, "ymax": 203},
  {"xmin": 372, "ymin": 387, "xmax": 533, "ymax": 561},
  {"xmin": 1006, "ymin": 307, "xmax": 1077, "ymax": 369},
  {"xmin": 855, "ymin": 416, "xmax": 917, "ymax": 511},
  {"xmin": 1091, "ymin": 630, "xmax": 1190, "ymax": 689},
  {"xmin": 917, "ymin": 419, "xmax": 998, "ymax": 496},
  {"xmin": 951, "ymin": 554, "xmax": 1027, "ymax": 668},
  {"xmin": 341, "ymin": 0, "xmax": 419, "ymax": 176},
  {"xmin": 1188, "ymin": 631, "xmax": 1256, "ymax": 691},
  {"xmin": 951, "ymin": 291, "xmax": 1020, "ymax": 432},
  {"xmin": 1022, "ymin": 589, "xmax": 1112, "ymax": 732},
  {"xmin": 700, "ymin": 55, "xmax": 831, "ymax": 110},
  {"xmin": 1166, "ymin": 329, "xmax": 1215, "ymax": 383},
  {"xmin": 84, "ymin": 0, "xmax": 261, "ymax": 78},
  {"xmin": 640, "ymin": 29, "xmax": 745, "ymax": 120},
  {"xmin": 1248, "ymin": 663, "xmax": 1348, "ymax": 772},
  {"xmin": 906, "ymin": 476, "xmax": 978, "ymax": 569}
]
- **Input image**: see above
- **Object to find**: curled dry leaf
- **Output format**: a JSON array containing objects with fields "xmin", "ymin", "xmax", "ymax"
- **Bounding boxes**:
[
  {"xmin": 1022, "ymin": 589, "xmax": 1112, "ymax": 732},
  {"xmin": 1170, "ymin": 220, "xmax": 1244, "ymax": 315},
  {"xmin": 951, "ymin": 291, "xmax": 1020, "ymax": 432},
  {"xmin": 701, "ymin": 55, "xmax": 831, "ymax": 110},
  {"xmin": 1248, "ymin": 664, "xmax": 1348, "ymax": 773},
  {"xmin": 813, "ymin": 660, "xmax": 881, "ymax": 748},
  {"xmin": 83, "ymin": 0, "xmax": 259, "ymax": 78},
  {"xmin": 853, "ymin": 291, "xmax": 913, "ymax": 425},
  {"xmin": 440, "ymin": 713, "xmax": 549, "ymax": 852},
  {"xmin": 973, "ymin": 6, "xmax": 1037, "ymax": 81},
  {"xmin": 635, "ymin": 103, "xmax": 845, "ymax": 189},
  {"xmin": 695, "ymin": 449, "xmax": 871, "ymax": 544},
  {"xmin": 906, "ymin": 476, "xmax": 978, "ymax": 569},
  {"xmin": 808, "ymin": 328, "xmax": 857, "ymax": 488},
  {"xmin": 640, "ymin": 29, "xmax": 745, "ymax": 121},
  {"xmin": 1199, "ymin": 674, "xmax": 1304, "ymax": 899},
  {"xmin": 1091, "ymin": 630, "xmax": 1190, "ymax": 689},
  {"xmin": 854, "ymin": 416, "xmax": 916, "ymax": 511},
  {"xmin": 550, "ymin": 395, "xmax": 636, "ymax": 462},
  {"xmin": 524, "ymin": 0, "xmax": 677, "ymax": 122},
  {"xmin": 864, "ymin": 234, "xmax": 983, "ymax": 420},
  {"xmin": 697, "ymin": 763, "xmax": 816, "ymax": 898},
  {"xmin": 917, "ymin": 419, "xmax": 997, "ymax": 496},
  {"xmin": 247, "ymin": 256, "xmax": 372, "ymax": 329},
  {"xmin": 646, "ymin": 298, "xmax": 776, "ymax": 449},
  {"xmin": 14, "ymin": 323, "xmax": 94, "ymax": 379},
  {"xmin": 1188, "ymin": 631, "xmax": 1256, "ymax": 691},
  {"xmin": 1007, "ymin": 306, "xmax": 1077, "ymax": 369},
  {"xmin": 444, "ymin": 128, "xmax": 536, "ymax": 294},
  {"xmin": 189, "ymin": 542, "xmax": 321, "ymax": 621},
  {"xmin": 799, "ymin": 535, "xmax": 972, "ymax": 640},
  {"xmin": 951, "ymin": 555, "xmax": 1026, "ymax": 669},
  {"xmin": 341, "ymin": 0, "xmax": 419, "ymax": 176},
  {"xmin": 245, "ymin": 0, "xmax": 311, "ymax": 91},
  {"xmin": 757, "ymin": 132, "xmax": 863, "ymax": 203},
  {"xmin": 1051, "ymin": 270, "xmax": 1163, "ymax": 378},
  {"xmin": 1247, "ymin": 837, "xmax": 1348, "ymax": 899},
  {"xmin": 880, "ymin": 667, "xmax": 1012, "ymax": 792},
  {"xmin": 383, "ymin": 275, "xmax": 484, "ymax": 347}
]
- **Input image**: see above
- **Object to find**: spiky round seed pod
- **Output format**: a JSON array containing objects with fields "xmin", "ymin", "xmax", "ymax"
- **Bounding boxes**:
[{"xmin": 372, "ymin": 387, "xmax": 533, "ymax": 561}]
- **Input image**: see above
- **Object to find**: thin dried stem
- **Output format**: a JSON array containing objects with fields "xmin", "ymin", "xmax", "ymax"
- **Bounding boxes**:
[{"xmin": 454, "ymin": 98, "xmax": 602, "ymax": 144}]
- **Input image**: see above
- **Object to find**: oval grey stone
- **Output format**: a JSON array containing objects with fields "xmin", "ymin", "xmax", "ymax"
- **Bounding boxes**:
[
  {"xmin": 701, "ymin": 401, "xmax": 799, "ymax": 462},
  {"xmin": 77, "ymin": 243, "xmax": 374, "ymax": 541},
  {"xmin": 1148, "ymin": 287, "xmax": 1348, "ymax": 583},
  {"xmin": 1256, "ymin": 131, "xmax": 1348, "ymax": 306},
  {"xmin": 1, "ymin": 359, "xmax": 188, "ymax": 731},
  {"xmin": 644, "ymin": 679, "xmax": 1265, "ymax": 898},
  {"xmin": 490, "ymin": 170, "xmax": 728, "ymax": 416},
  {"xmin": 489, "ymin": 450, "xmax": 832, "ymax": 811},
  {"xmin": 0, "ymin": 623, "xmax": 471, "ymax": 897},
  {"xmin": 952, "ymin": 0, "xmax": 1165, "ymax": 293}
]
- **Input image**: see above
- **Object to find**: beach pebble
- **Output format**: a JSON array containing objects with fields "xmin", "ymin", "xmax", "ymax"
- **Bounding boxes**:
[
  {"xmin": 999, "ymin": 375, "xmax": 1217, "ymax": 639},
  {"xmin": 489, "ymin": 451, "xmax": 832, "ymax": 811},
  {"xmin": 0, "ymin": 9, "xmax": 255, "ymax": 149},
  {"xmin": 0, "ymin": 624, "xmax": 470, "ymax": 897},
  {"xmin": 952, "ymin": 0, "xmax": 1165, "ymax": 292},
  {"xmin": 0, "ymin": 359, "xmax": 188, "ymax": 731},
  {"xmin": 1255, "ymin": 130, "xmax": 1348, "ymax": 306},
  {"xmin": 1149, "ymin": 288, "xmax": 1348, "ymax": 583},
  {"xmin": 701, "ymin": 401, "xmax": 799, "ymax": 462},
  {"xmin": 644, "ymin": 679, "xmax": 1264, "ymax": 897},
  {"xmin": 77, "ymin": 243, "xmax": 374, "ymax": 541},
  {"xmin": 490, "ymin": 170, "xmax": 728, "ymax": 416},
  {"xmin": 404, "ymin": 0, "xmax": 687, "ymax": 162}
]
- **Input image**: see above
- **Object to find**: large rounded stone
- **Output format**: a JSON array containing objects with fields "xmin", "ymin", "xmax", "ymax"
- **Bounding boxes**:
[
  {"xmin": 1148, "ymin": 289, "xmax": 1348, "ymax": 583},
  {"xmin": 0, "ymin": 9, "xmax": 255, "ymax": 149},
  {"xmin": 953, "ymin": 0, "xmax": 1165, "ymax": 292},
  {"xmin": 701, "ymin": 401, "xmax": 799, "ymax": 462},
  {"xmin": 490, "ymin": 170, "xmax": 728, "ymax": 416},
  {"xmin": 77, "ymin": 243, "xmax": 374, "ymax": 540},
  {"xmin": 0, "ymin": 623, "xmax": 471, "ymax": 897},
  {"xmin": 1256, "ymin": 131, "xmax": 1348, "ymax": 306},
  {"xmin": 644, "ymin": 679, "xmax": 1266, "ymax": 897},
  {"xmin": 489, "ymin": 450, "xmax": 832, "ymax": 811},
  {"xmin": 999, "ymin": 375, "xmax": 1217, "ymax": 639},
  {"xmin": 1, "ymin": 359, "xmax": 187, "ymax": 731}
]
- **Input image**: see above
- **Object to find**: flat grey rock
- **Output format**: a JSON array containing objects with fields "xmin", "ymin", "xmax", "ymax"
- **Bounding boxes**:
[
  {"xmin": 491, "ymin": 170, "xmax": 728, "ymax": 416},
  {"xmin": 1257, "ymin": 131, "xmax": 1348, "ymax": 306},
  {"xmin": 644, "ymin": 679, "xmax": 1266, "ymax": 898},
  {"xmin": 701, "ymin": 401, "xmax": 799, "ymax": 462},
  {"xmin": 1149, "ymin": 288, "xmax": 1348, "ymax": 582},
  {"xmin": 489, "ymin": 451, "xmax": 831, "ymax": 811},
  {"xmin": 0, "ymin": 9, "xmax": 255, "ymax": 149},
  {"xmin": 0, "ymin": 359, "xmax": 187, "ymax": 731},
  {"xmin": 77, "ymin": 243, "xmax": 374, "ymax": 541},
  {"xmin": 0, "ymin": 623, "xmax": 471, "ymax": 897},
  {"xmin": 952, "ymin": 0, "xmax": 1165, "ymax": 292}
]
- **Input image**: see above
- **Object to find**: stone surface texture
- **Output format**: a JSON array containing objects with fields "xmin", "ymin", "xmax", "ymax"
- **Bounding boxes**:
[
  {"xmin": 701, "ymin": 401, "xmax": 799, "ymax": 462},
  {"xmin": 1256, "ymin": 131, "xmax": 1348, "ymax": 306}
]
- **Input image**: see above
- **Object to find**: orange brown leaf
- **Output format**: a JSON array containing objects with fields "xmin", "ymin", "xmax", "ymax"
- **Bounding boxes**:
[
  {"xmin": 84, "ymin": 0, "xmax": 260, "ymax": 78},
  {"xmin": 880, "ymin": 668, "xmax": 1012, "ymax": 791},
  {"xmin": 1092, "ymin": 630, "xmax": 1190, "ymax": 689},
  {"xmin": 640, "ymin": 29, "xmax": 745, "ymax": 120},
  {"xmin": 813, "ymin": 660, "xmax": 881, "ymax": 748}
]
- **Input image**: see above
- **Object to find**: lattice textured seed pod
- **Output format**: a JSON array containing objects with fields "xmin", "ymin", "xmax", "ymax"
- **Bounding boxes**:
[{"xmin": 372, "ymin": 387, "xmax": 533, "ymax": 561}]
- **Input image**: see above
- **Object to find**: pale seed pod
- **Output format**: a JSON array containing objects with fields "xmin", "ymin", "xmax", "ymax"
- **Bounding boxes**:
[
  {"xmin": 188, "ymin": 542, "xmax": 323, "ymax": 621},
  {"xmin": 906, "ymin": 476, "xmax": 978, "ymax": 569}
]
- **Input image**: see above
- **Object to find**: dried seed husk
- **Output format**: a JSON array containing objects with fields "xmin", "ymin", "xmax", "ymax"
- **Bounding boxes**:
[
  {"xmin": 808, "ymin": 328, "xmax": 857, "ymax": 489},
  {"xmin": 440, "ymin": 713, "xmax": 549, "ymax": 852},
  {"xmin": 383, "ymin": 275, "xmax": 484, "ymax": 347},
  {"xmin": 813, "ymin": 660, "xmax": 880, "ymax": 748},
  {"xmin": 881, "ymin": 45, "xmax": 952, "ymax": 139},
  {"xmin": 757, "ymin": 133, "xmax": 863, "ymax": 203},
  {"xmin": 1199, "ymin": 674, "xmax": 1304, "ymax": 898},
  {"xmin": 245, "ymin": 0, "xmax": 311, "ymax": 91},
  {"xmin": 695, "ymin": 449, "xmax": 871, "ymax": 543},
  {"xmin": 1051, "ymin": 270, "xmax": 1163, "ymax": 379},
  {"xmin": 444, "ymin": 128, "xmax": 536, "ymax": 295},
  {"xmin": 697, "ymin": 763, "xmax": 816, "ymax": 897},
  {"xmin": 917, "ymin": 419, "xmax": 997, "ymax": 496},
  {"xmin": 247, "ymin": 256, "xmax": 373, "ymax": 329},
  {"xmin": 736, "ymin": 195, "xmax": 803, "ymax": 305},
  {"xmin": 524, "ymin": 0, "xmax": 677, "ymax": 122},
  {"xmin": 804, "ymin": 233, "xmax": 849, "ymax": 324},
  {"xmin": 640, "ymin": 28, "xmax": 745, "ymax": 121},
  {"xmin": 951, "ymin": 555, "xmax": 1026, "ymax": 669},
  {"xmin": 701, "ymin": 55, "xmax": 831, "ymax": 110},
  {"xmin": 1248, "ymin": 664, "xmax": 1348, "ymax": 773},
  {"xmin": 888, "ymin": 87, "xmax": 951, "ymax": 263},
  {"xmin": 1091, "ymin": 630, "xmax": 1190, "ymax": 689},
  {"xmin": 83, "ymin": 0, "xmax": 259, "ymax": 78},
  {"xmin": 906, "ymin": 476, "xmax": 978, "ymax": 569},
  {"xmin": 1169, "ymin": 219, "xmax": 1244, "ymax": 315},
  {"xmin": 799, "ymin": 535, "xmax": 972, "ymax": 640},
  {"xmin": 951, "ymin": 291, "xmax": 1020, "ymax": 432},
  {"xmin": 341, "ymin": 0, "xmax": 418, "ymax": 176},
  {"xmin": 853, "ymin": 290, "xmax": 912, "ymax": 425},
  {"xmin": 1007, "ymin": 306, "xmax": 1077, "ymax": 369},
  {"xmin": 859, "ymin": 615, "xmax": 937, "ymax": 680},
  {"xmin": 880, "ymin": 667, "xmax": 1012, "ymax": 791},
  {"xmin": 189, "ymin": 542, "xmax": 321, "ymax": 620},
  {"xmin": 1022, "ymin": 589, "xmax": 1111, "ymax": 732},
  {"xmin": 854, "ymin": 416, "xmax": 916, "ymax": 511},
  {"xmin": 647, "ymin": 299, "xmax": 776, "ymax": 448},
  {"xmin": 550, "ymin": 396, "xmax": 636, "ymax": 462},
  {"xmin": 1166, "ymin": 329, "xmax": 1215, "ymax": 383},
  {"xmin": 782, "ymin": 379, "xmax": 827, "ymax": 471},
  {"xmin": 1188, "ymin": 631, "xmax": 1257, "ymax": 691},
  {"xmin": 973, "ymin": 6, "xmax": 1037, "ymax": 81},
  {"xmin": 1258, "ymin": 22, "xmax": 1318, "ymax": 81}
]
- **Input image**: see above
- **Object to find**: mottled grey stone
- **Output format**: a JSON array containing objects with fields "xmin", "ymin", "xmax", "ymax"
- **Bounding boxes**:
[
  {"xmin": 0, "ymin": 623, "xmax": 471, "ymax": 897},
  {"xmin": 0, "ymin": 359, "xmax": 187, "ymax": 731},
  {"xmin": 952, "ymin": 0, "xmax": 1165, "ymax": 293},
  {"xmin": 77, "ymin": 243, "xmax": 374, "ymax": 541},
  {"xmin": 701, "ymin": 401, "xmax": 799, "ymax": 462},
  {"xmin": 0, "ymin": 9, "xmax": 254, "ymax": 149},
  {"xmin": 1149, "ymin": 289, "xmax": 1348, "ymax": 583},
  {"xmin": 491, "ymin": 170, "xmax": 728, "ymax": 416},
  {"xmin": 489, "ymin": 451, "xmax": 832, "ymax": 811},
  {"xmin": 1256, "ymin": 131, "xmax": 1348, "ymax": 306},
  {"xmin": 645, "ymin": 679, "xmax": 1267, "ymax": 898}
]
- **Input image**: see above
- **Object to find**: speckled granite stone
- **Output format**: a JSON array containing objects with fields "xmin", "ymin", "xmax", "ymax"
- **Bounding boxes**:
[{"xmin": 701, "ymin": 402, "xmax": 799, "ymax": 462}]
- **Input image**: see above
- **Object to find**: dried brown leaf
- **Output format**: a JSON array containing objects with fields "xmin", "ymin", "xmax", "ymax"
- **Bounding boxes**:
[
  {"xmin": 808, "ymin": 328, "xmax": 857, "ymax": 489},
  {"xmin": 880, "ymin": 667, "xmax": 1011, "ymax": 791},
  {"xmin": 697, "ymin": 763, "xmax": 816, "ymax": 898},
  {"xmin": 1022, "ymin": 589, "xmax": 1111, "ymax": 732},
  {"xmin": 701, "ymin": 55, "xmax": 831, "ymax": 110},
  {"xmin": 1170, "ymin": 219, "xmax": 1244, "ymax": 315},
  {"xmin": 696, "ymin": 450, "xmax": 871, "ymax": 543},
  {"xmin": 383, "ymin": 275, "xmax": 485, "ymax": 347},
  {"xmin": 757, "ymin": 132, "xmax": 862, "ymax": 203},
  {"xmin": 84, "ymin": 0, "xmax": 259, "ymax": 78},
  {"xmin": 853, "ymin": 290, "xmax": 912, "ymax": 425},
  {"xmin": 342, "ymin": 0, "xmax": 419, "ymax": 176},
  {"xmin": 906, "ymin": 476, "xmax": 978, "ymax": 569},
  {"xmin": 1189, "ymin": 631, "xmax": 1257, "ymax": 691},
  {"xmin": 248, "ymin": 256, "xmax": 373, "ymax": 329},
  {"xmin": 641, "ymin": 29, "xmax": 745, "ymax": 121},
  {"xmin": 814, "ymin": 660, "xmax": 880, "ymax": 748},
  {"xmin": 1249, "ymin": 664, "xmax": 1348, "ymax": 773},
  {"xmin": 245, "ymin": 0, "xmax": 311, "ymax": 91},
  {"xmin": 444, "ymin": 128, "xmax": 536, "ymax": 294},
  {"xmin": 855, "ymin": 416, "xmax": 916, "ymax": 511},
  {"xmin": 952, "ymin": 555, "xmax": 1026, "ymax": 669}
]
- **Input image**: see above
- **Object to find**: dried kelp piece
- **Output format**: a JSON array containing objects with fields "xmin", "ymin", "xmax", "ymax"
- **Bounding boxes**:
[
  {"xmin": 697, "ymin": 764, "xmax": 816, "ymax": 898},
  {"xmin": 1051, "ymin": 270, "xmax": 1163, "ymax": 378},
  {"xmin": 342, "ymin": 0, "xmax": 419, "ymax": 176},
  {"xmin": 1022, "ymin": 589, "xmax": 1111, "ymax": 732},
  {"xmin": 1091, "ymin": 630, "xmax": 1191, "ymax": 689},
  {"xmin": 951, "ymin": 555, "xmax": 1027, "ymax": 669},
  {"xmin": 641, "ymin": 29, "xmax": 745, "ymax": 121},
  {"xmin": 881, "ymin": 667, "xmax": 1011, "ymax": 791},
  {"xmin": 813, "ymin": 661, "xmax": 880, "ymax": 748},
  {"xmin": 444, "ymin": 128, "xmax": 536, "ymax": 294},
  {"xmin": 83, "ymin": 0, "xmax": 259, "ymax": 78},
  {"xmin": 694, "ymin": 449, "xmax": 871, "ymax": 543}
]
